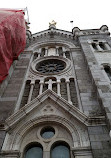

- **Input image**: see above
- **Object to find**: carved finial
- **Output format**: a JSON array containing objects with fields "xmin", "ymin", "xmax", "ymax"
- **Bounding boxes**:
[
  {"xmin": 49, "ymin": 20, "xmax": 57, "ymax": 29},
  {"xmin": 49, "ymin": 20, "xmax": 57, "ymax": 26}
]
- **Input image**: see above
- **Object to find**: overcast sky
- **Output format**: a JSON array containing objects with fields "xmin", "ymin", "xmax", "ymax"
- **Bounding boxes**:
[{"xmin": 1, "ymin": 0, "xmax": 111, "ymax": 34}]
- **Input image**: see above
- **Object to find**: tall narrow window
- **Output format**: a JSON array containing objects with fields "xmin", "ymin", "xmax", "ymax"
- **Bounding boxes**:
[
  {"xmin": 104, "ymin": 66, "xmax": 111, "ymax": 80},
  {"xmin": 25, "ymin": 143, "xmax": 43, "ymax": 158},
  {"xmin": 52, "ymin": 83, "xmax": 57, "ymax": 93},
  {"xmin": 43, "ymin": 83, "xmax": 48, "ymax": 92},
  {"xmin": 33, "ymin": 52, "xmax": 38, "ymax": 60},
  {"xmin": 92, "ymin": 43, "xmax": 98, "ymax": 50},
  {"xmin": 41, "ymin": 48, "xmax": 45, "ymax": 57},
  {"xmin": 20, "ymin": 80, "xmax": 31, "ymax": 107},
  {"xmin": 31, "ymin": 80, "xmax": 40, "ymax": 100},
  {"xmin": 99, "ymin": 42, "xmax": 106, "ymax": 50},
  {"xmin": 58, "ymin": 47, "xmax": 63, "ymax": 56},
  {"xmin": 51, "ymin": 142, "xmax": 70, "ymax": 158},
  {"xmin": 60, "ymin": 79, "xmax": 68, "ymax": 101},
  {"xmin": 65, "ymin": 51, "xmax": 70, "ymax": 59},
  {"xmin": 69, "ymin": 78, "xmax": 78, "ymax": 107}
]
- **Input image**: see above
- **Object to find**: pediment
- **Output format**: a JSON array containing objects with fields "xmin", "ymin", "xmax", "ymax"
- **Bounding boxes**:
[
  {"xmin": 5, "ymin": 90, "xmax": 87, "ymax": 130},
  {"xmin": 5, "ymin": 90, "xmax": 105, "ymax": 130}
]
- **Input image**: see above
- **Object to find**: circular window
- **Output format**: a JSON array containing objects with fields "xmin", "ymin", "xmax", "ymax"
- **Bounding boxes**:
[
  {"xmin": 41, "ymin": 127, "xmax": 55, "ymax": 139},
  {"xmin": 36, "ymin": 59, "xmax": 66, "ymax": 74}
]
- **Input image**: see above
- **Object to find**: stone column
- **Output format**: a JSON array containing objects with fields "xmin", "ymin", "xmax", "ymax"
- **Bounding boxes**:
[
  {"xmin": 44, "ymin": 47, "xmax": 48, "ymax": 56},
  {"xmin": 27, "ymin": 81, "xmax": 35, "ymax": 104},
  {"xmin": 57, "ymin": 79, "xmax": 61, "ymax": 96},
  {"xmin": 37, "ymin": 52, "xmax": 40, "ymax": 59},
  {"xmin": 89, "ymin": 42, "xmax": 95, "ymax": 52},
  {"xmin": 43, "ymin": 151, "xmax": 50, "ymax": 158},
  {"xmin": 66, "ymin": 79, "xmax": 72, "ymax": 104},
  {"xmin": 105, "ymin": 43, "xmax": 111, "ymax": 50},
  {"xmin": 56, "ymin": 47, "xmax": 59, "ymax": 56},
  {"xmin": 39, "ymin": 81, "xmax": 44, "ymax": 95},
  {"xmin": 96, "ymin": 43, "xmax": 103, "ymax": 51},
  {"xmin": 63, "ymin": 51, "xmax": 66, "ymax": 58},
  {"xmin": 62, "ymin": 47, "xmax": 66, "ymax": 58}
]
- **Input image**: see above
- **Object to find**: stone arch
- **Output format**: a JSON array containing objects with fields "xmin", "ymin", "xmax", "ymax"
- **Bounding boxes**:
[
  {"xmin": 23, "ymin": 142, "xmax": 43, "ymax": 158},
  {"xmin": 11, "ymin": 115, "xmax": 82, "ymax": 151},
  {"xmin": 50, "ymin": 140, "xmax": 71, "ymax": 158},
  {"xmin": 102, "ymin": 63, "xmax": 111, "ymax": 68},
  {"xmin": 48, "ymin": 138, "xmax": 71, "ymax": 152},
  {"xmin": 102, "ymin": 63, "xmax": 111, "ymax": 81}
]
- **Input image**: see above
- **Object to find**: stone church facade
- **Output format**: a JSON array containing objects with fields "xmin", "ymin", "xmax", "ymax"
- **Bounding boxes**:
[{"xmin": 0, "ymin": 22, "xmax": 111, "ymax": 158}]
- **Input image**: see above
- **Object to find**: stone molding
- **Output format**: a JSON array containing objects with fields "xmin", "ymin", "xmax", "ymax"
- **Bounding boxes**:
[
  {"xmin": 1, "ymin": 150, "xmax": 20, "ymax": 158},
  {"xmin": 72, "ymin": 146, "xmax": 93, "ymax": 158},
  {"xmin": 5, "ymin": 90, "xmax": 106, "ymax": 131}
]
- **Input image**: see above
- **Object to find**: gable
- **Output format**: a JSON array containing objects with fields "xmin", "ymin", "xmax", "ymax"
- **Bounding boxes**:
[{"xmin": 5, "ymin": 90, "xmax": 89, "ymax": 129}]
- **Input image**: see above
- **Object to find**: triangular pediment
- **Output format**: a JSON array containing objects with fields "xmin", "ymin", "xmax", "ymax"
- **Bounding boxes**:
[{"xmin": 5, "ymin": 90, "xmax": 105, "ymax": 130}]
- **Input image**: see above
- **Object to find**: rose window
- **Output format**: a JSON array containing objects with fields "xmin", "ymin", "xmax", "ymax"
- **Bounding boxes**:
[{"xmin": 36, "ymin": 59, "xmax": 66, "ymax": 74}]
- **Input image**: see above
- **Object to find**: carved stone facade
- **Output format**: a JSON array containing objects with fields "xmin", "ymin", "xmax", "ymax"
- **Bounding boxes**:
[{"xmin": 0, "ymin": 23, "xmax": 111, "ymax": 158}]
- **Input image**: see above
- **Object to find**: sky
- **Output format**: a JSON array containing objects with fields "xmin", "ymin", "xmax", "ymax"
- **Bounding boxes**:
[{"xmin": 1, "ymin": 0, "xmax": 111, "ymax": 34}]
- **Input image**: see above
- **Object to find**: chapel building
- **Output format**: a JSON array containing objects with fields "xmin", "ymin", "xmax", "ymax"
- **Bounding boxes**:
[{"xmin": 0, "ymin": 21, "xmax": 111, "ymax": 158}]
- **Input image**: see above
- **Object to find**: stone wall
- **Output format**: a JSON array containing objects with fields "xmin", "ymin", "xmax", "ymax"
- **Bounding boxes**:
[
  {"xmin": 0, "ymin": 51, "xmax": 32, "ymax": 151},
  {"xmin": 78, "ymin": 34, "xmax": 111, "ymax": 157}
]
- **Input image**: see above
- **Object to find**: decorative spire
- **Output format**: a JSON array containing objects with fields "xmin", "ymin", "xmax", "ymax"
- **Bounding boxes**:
[{"xmin": 49, "ymin": 20, "xmax": 57, "ymax": 29}]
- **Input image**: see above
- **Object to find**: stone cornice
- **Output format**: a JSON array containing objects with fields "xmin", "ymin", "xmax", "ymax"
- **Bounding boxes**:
[
  {"xmin": 72, "ymin": 25, "xmax": 110, "ymax": 38},
  {"xmin": 5, "ymin": 90, "xmax": 106, "ymax": 131}
]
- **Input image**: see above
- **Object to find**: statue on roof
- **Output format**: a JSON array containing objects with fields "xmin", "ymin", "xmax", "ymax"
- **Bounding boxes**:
[{"xmin": 49, "ymin": 20, "xmax": 57, "ymax": 28}]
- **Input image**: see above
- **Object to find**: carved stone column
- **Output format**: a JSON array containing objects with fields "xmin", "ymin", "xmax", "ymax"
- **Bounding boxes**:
[
  {"xmin": 39, "ymin": 81, "xmax": 44, "ymax": 95},
  {"xmin": 57, "ymin": 79, "xmax": 61, "ymax": 96},
  {"xmin": 66, "ymin": 79, "xmax": 72, "ymax": 104},
  {"xmin": 89, "ymin": 42, "xmax": 95, "ymax": 52},
  {"xmin": 27, "ymin": 81, "xmax": 35, "ymax": 104},
  {"xmin": 44, "ymin": 47, "xmax": 48, "ymax": 56},
  {"xmin": 96, "ymin": 43, "xmax": 103, "ymax": 51},
  {"xmin": 63, "ymin": 51, "xmax": 66, "ymax": 58},
  {"xmin": 37, "ymin": 52, "xmax": 40, "ymax": 59},
  {"xmin": 105, "ymin": 43, "xmax": 111, "ymax": 50},
  {"xmin": 56, "ymin": 47, "xmax": 59, "ymax": 56}
]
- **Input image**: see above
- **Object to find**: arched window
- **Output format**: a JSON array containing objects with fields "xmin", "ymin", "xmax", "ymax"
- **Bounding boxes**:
[
  {"xmin": 31, "ymin": 80, "xmax": 40, "ymax": 100},
  {"xmin": 99, "ymin": 42, "xmax": 106, "ymax": 50},
  {"xmin": 104, "ymin": 66, "xmax": 111, "ymax": 80},
  {"xmin": 20, "ymin": 80, "xmax": 31, "ymax": 107},
  {"xmin": 24, "ymin": 143, "xmax": 43, "ymax": 158},
  {"xmin": 51, "ymin": 141, "xmax": 70, "ymax": 158},
  {"xmin": 60, "ymin": 79, "xmax": 68, "ymax": 101},
  {"xmin": 69, "ymin": 78, "xmax": 78, "ymax": 107},
  {"xmin": 92, "ymin": 43, "xmax": 98, "ymax": 50}
]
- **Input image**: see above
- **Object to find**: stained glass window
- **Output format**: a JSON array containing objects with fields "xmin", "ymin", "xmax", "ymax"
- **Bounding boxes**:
[{"xmin": 36, "ymin": 59, "xmax": 65, "ymax": 74}]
